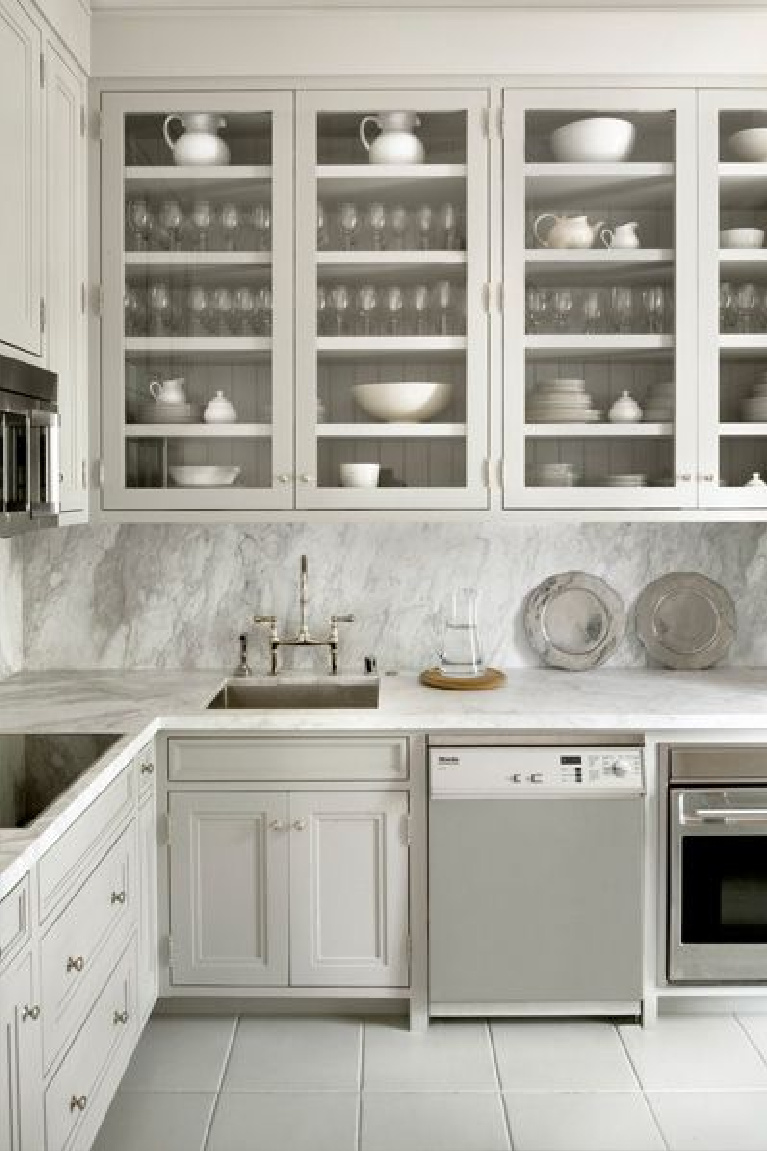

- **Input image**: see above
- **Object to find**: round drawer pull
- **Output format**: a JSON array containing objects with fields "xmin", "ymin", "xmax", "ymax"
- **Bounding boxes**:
[
  {"xmin": 113, "ymin": 1010, "xmax": 129, "ymax": 1026},
  {"xmin": 292, "ymin": 818, "xmax": 308, "ymax": 832},
  {"xmin": 66, "ymin": 956, "xmax": 84, "ymax": 973},
  {"xmin": 140, "ymin": 761, "xmax": 155, "ymax": 775},
  {"xmin": 110, "ymin": 890, "xmax": 127, "ymax": 905},
  {"xmin": 269, "ymin": 819, "xmax": 288, "ymax": 832},
  {"xmin": 22, "ymin": 1004, "xmax": 40, "ymax": 1022},
  {"xmin": 69, "ymin": 1095, "xmax": 87, "ymax": 1113}
]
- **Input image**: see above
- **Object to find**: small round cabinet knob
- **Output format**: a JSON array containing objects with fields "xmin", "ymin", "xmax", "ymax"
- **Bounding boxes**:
[
  {"xmin": 269, "ymin": 819, "xmax": 288, "ymax": 832},
  {"xmin": 69, "ymin": 1095, "xmax": 87, "ymax": 1113},
  {"xmin": 292, "ymin": 818, "xmax": 308, "ymax": 832},
  {"xmin": 66, "ymin": 955, "xmax": 85, "ymax": 973},
  {"xmin": 22, "ymin": 1004, "xmax": 40, "ymax": 1022},
  {"xmin": 299, "ymin": 474, "xmax": 314, "ymax": 485},
  {"xmin": 276, "ymin": 474, "xmax": 291, "ymax": 485},
  {"xmin": 140, "ymin": 761, "xmax": 154, "ymax": 775},
  {"xmin": 110, "ymin": 891, "xmax": 126, "ymax": 905},
  {"xmin": 113, "ymin": 1010, "xmax": 129, "ymax": 1025}
]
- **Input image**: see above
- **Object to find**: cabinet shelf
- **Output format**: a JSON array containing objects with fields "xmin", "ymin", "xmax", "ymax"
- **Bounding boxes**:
[
  {"xmin": 525, "ymin": 248, "xmax": 674, "ymax": 284},
  {"xmin": 719, "ymin": 164, "xmax": 767, "ymax": 208},
  {"xmin": 125, "ymin": 251, "xmax": 271, "ymax": 267},
  {"xmin": 125, "ymin": 337, "xmax": 272, "ymax": 360},
  {"xmin": 524, "ymin": 163, "xmax": 675, "ymax": 208},
  {"xmin": 524, "ymin": 422, "xmax": 674, "ymax": 438},
  {"xmin": 719, "ymin": 422, "xmax": 767, "ymax": 437},
  {"xmin": 719, "ymin": 250, "xmax": 767, "ymax": 281},
  {"xmin": 125, "ymin": 165, "xmax": 272, "ymax": 192},
  {"xmin": 315, "ymin": 164, "xmax": 465, "ymax": 198},
  {"xmin": 526, "ymin": 334, "xmax": 674, "ymax": 359},
  {"xmin": 124, "ymin": 423, "xmax": 271, "ymax": 438},
  {"xmin": 317, "ymin": 250, "xmax": 466, "ymax": 268},
  {"xmin": 317, "ymin": 336, "xmax": 466, "ymax": 358},
  {"xmin": 719, "ymin": 334, "xmax": 767, "ymax": 358},
  {"xmin": 316, "ymin": 422, "xmax": 466, "ymax": 438}
]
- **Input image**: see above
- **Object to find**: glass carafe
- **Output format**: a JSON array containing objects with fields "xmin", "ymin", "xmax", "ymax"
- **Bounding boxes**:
[{"xmin": 439, "ymin": 587, "xmax": 484, "ymax": 677}]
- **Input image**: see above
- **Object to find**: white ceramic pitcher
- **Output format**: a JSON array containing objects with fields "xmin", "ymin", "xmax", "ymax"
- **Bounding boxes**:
[
  {"xmin": 359, "ymin": 112, "xmax": 424, "ymax": 165},
  {"xmin": 533, "ymin": 213, "xmax": 604, "ymax": 250},
  {"xmin": 162, "ymin": 113, "xmax": 230, "ymax": 166},
  {"xmin": 600, "ymin": 221, "xmax": 640, "ymax": 250},
  {"xmin": 149, "ymin": 377, "xmax": 186, "ymax": 404}
]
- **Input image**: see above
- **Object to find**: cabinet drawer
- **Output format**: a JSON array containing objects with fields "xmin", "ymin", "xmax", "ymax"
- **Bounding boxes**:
[
  {"xmin": 38, "ymin": 765, "xmax": 134, "ymax": 923},
  {"xmin": 135, "ymin": 741, "xmax": 156, "ymax": 800},
  {"xmin": 168, "ymin": 737, "xmax": 409, "ymax": 782},
  {"xmin": 0, "ymin": 874, "xmax": 29, "ymax": 971},
  {"xmin": 42, "ymin": 826, "xmax": 134, "ymax": 1070},
  {"xmin": 44, "ymin": 937, "xmax": 135, "ymax": 1151}
]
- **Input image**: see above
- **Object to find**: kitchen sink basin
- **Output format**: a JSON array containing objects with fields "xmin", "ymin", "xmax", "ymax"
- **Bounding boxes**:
[{"xmin": 206, "ymin": 678, "xmax": 380, "ymax": 710}]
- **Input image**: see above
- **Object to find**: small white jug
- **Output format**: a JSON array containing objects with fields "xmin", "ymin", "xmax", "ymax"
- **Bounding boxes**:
[
  {"xmin": 601, "ymin": 221, "xmax": 640, "ymax": 250},
  {"xmin": 163, "ymin": 113, "xmax": 230, "ymax": 167},
  {"xmin": 150, "ymin": 377, "xmax": 186, "ymax": 404},
  {"xmin": 359, "ymin": 112, "xmax": 424, "ymax": 165},
  {"xmin": 533, "ymin": 214, "xmax": 603, "ymax": 250}
]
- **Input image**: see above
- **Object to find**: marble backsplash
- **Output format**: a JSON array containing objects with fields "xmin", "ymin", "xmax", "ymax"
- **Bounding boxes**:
[
  {"xmin": 19, "ymin": 522, "xmax": 767, "ymax": 672},
  {"xmin": 0, "ymin": 538, "xmax": 23, "ymax": 677}
]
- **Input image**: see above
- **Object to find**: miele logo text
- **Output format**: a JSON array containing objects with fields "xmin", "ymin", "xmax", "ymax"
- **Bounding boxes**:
[{"xmin": 437, "ymin": 756, "xmax": 460, "ymax": 765}]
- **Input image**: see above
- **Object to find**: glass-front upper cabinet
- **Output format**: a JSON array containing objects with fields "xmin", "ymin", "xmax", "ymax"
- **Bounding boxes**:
[
  {"xmin": 502, "ymin": 89, "xmax": 697, "ymax": 509},
  {"xmin": 294, "ymin": 90, "xmax": 490, "ymax": 509},
  {"xmin": 101, "ymin": 92, "xmax": 293, "ymax": 511},
  {"xmin": 699, "ymin": 91, "xmax": 767, "ymax": 510}
]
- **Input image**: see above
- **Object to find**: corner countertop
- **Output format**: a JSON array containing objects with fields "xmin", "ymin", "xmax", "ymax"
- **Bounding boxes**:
[{"xmin": 1, "ymin": 666, "xmax": 767, "ymax": 899}]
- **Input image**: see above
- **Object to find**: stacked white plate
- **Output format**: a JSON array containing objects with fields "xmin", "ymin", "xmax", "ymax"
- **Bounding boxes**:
[
  {"xmin": 742, "ymin": 374, "xmax": 767, "ymax": 422},
  {"xmin": 533, "ymin": 461, "xmax": 579, "ymax": 487},
  {"xmin": 606, "ymin": 473, "xmax": 647, "ymax": 487},
  {"xmin": 135, "ymin": 401, "xmax": 201, "ymax": 425},
  {"xmin": 643, "ymin": 380, "xmax": 674, "ymax": 423},
  {"xmin": 526, "ymin": 378, "xmax": 601, "ymax": 423}
]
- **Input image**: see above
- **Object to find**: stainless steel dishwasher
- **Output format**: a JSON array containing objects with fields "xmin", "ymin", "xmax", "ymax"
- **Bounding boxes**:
[{"xmin": 428, "ymin": 742, "xmax": 645, "ymax": 1017}]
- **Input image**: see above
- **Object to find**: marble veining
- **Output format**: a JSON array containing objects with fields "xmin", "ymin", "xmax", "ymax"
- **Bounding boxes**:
[
  {"xmin": 0, "ymin": 537, "xmax": 23, "ymax": 678},
  {"xmin": 21, "ymin": 522, "xmax": 767, "ymax": 672}
]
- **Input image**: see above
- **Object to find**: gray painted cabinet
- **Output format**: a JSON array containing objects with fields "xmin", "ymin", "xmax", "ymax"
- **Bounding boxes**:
[{"xmin": 0, "ymin": 949, "xmax": 43, "ymax": 1151}]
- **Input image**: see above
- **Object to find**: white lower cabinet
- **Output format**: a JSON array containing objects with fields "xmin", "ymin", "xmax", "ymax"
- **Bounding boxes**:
[
  {"xmin": 0, "ymin": 948, "xmax": 44, "ymax": 1151},
  {"xmin": 137, "ymin": 787, "xmax": 158, "ymax": 1025},
  {"xmin": 168, "ymin": 789, "xmax": 410, "ymax": 990}
]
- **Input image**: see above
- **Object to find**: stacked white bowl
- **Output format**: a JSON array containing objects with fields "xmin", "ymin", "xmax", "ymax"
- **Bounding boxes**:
[
  {"xmin": 742, "ymin": 373, "xmax": 767, "ymax": 422},
  {"xmin": 643, "ymin": 379, "xmax": 675, "ymax": 423},
  {"xmin": 606, "ymin": 473, "xmax": 647, "ymax": 487},
  {"xmin": 526, "ymin": 378, "xmax": 600, "ymax": 423},
  {"xmin": 533, "ymin": 461, "xmax": 579, "ymax": 487}
]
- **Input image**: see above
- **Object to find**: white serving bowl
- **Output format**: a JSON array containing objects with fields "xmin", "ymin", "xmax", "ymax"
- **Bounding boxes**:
[
  {"xmin": 549, "ymin": 117, "xmax": 636, "ymax": 163},
  {"xmin": 340, "ymin": 462, "xmax": 380, "ymax": 488},
  {"xmin": 729, "ymin": 128, "xmax": 767, "ymax": 162},
  {"xmin": 169, "ymin": 465, "xmax": 240, "ymax": 487},
  {"xmin": 351, "ymin": 381, "xmax": 452, "ymax": 422},
  {"xmin": 720, "ymin": 227, "xmax": 765, "ymax": 249}
]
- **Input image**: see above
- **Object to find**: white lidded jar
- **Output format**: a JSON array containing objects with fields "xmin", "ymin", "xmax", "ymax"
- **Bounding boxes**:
[
  {"xmin": 608, "ymin": 390, "xmax": 643, "ymax": 423},
  {"xmin": 203, "ymin": 390, "xmax": 237, "ymax": 423}
]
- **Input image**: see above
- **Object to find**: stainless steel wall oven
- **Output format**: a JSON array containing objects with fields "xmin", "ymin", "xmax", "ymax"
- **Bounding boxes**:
[{"xmin": 0, "ymin": 354, "xmax": 59, "ymax": 535}]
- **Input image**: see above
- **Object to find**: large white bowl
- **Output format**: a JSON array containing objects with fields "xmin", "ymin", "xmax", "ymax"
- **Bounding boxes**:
[
  {"xmin": 169, "ymin": 465, "xmax": 240, "ymax": 487},
  {"xmin": 351, "ymin": 381, "xmax": 452, "ymax": 422},
  {"xmin": 549, "ymin": 117, "xmax": 636, "ymax": 163},
  {"xmin": 720, "ymin": 227, "xmax": 765, "ymax": 249},
  {"xmin": 729, "ymin": 128, "xmax": 767, "ymax": 162}
]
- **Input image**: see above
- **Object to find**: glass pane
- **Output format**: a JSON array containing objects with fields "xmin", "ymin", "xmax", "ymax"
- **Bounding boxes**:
[{"xmin": 681, "ymin": 837, "xmax": 767, "ymax": 945}]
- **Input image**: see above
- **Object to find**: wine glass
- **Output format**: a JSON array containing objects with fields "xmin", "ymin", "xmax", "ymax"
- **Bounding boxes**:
[
  {"xmin": 233, "ymin": 286, "xmax": 257, "ymax": 334},
  {"xmin": 148, "ymin": 282, "xmax": 172, "ymax": 335},
  {"xmin": 609, "ymin": 286, "xmax": 633, "ymax": 334},
  {"xmin": 251, "ymin": 203, "xmax": 271, "ymax": 252},
  {"xmin": 415, "ymin": 204, "xmax": 433, "ymax": 251},
  {"xmin": 338, "ymin": 202, "xmax": 358, "ymax": 251},
  {"xmin": 719, "ymin": 281, "xmax": 735, "ymax": 333},
  {"xmin": 211, "ymin": 286, "xmax": 234, "ymax": 335},
  {"xmin": 187, "ymin": 285, "xmax": 211, "ymax": 335},
  {"xmin": 316, "ymin": 285, "xmax": 329, "ymax": 335},
  {"xmin": 191, "ymin": 200, "xmax": 212, "ymax": 252},
  {"xmin": 390, "ymin": 203, "xmax": 408, "ymax": 250},
  {"xmin": 525, "ymin": 287, "xmax": 548, "ymax": 334},
  {"xmin": 551, "ymin": 288, "xmax": 574, "ymax": 333},
  {"xmin": 411, "ymin": 284, "xmax": 430, "ymax": 335},
  {"xmin": 316, "ymin": 201, "xmax": 330, "ymax": 250},
  {"xmin": 384, "ymin": 285, "xmax": 404, "ymax": 335},
  {"xmin": 582, "ymin": 288, "xmax": 603, "ymax": 335},
  {"xmin": 438, "ymin": 202, "xmax": 458, "ymax": 250},
  {"xmin": 367, "ymin": 202, "xmax": 387, "ymax": 251},
  {"xmin": 329, "ymin": 284, "xmax": 350, "ymax": 335},
  {"xmin": 735, "ymin": 282, "xmax": 758, "ymax": 334},
  {"xmin": 356, "ymin": 284, "xmax": 378, "ymax": 336},
  {"xmin": 433, "ymin": 279, "xmax": 455, "ymax": 336},
  {"xmin": 255, "ymin": 285, "xmax": 273, "ymax": 335},
  {"xmin": 159, "ymin": 199, "xmax": 183, "ymax": 251},
  {"xmin": 220, "ymin": 203, "xmax": 240, "ymax": 252},
  {"xmin": 127, "ymin": 198, "xmax": 153, "ymax": 251},
  {"xmin": 641, "ymin": 286, "xmax": 666, "ymax": 334},
  {"xmin": 123, "ymin": 287, "xmax": 144, "ymax": 336}
]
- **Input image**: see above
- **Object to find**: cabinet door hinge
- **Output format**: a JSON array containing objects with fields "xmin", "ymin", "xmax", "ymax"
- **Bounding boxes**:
[
  {"xmin": 167, "ymin": 934, "xmax": 174, "ymax": 965},
  {"xmin": 39, "ymin": 297, "xmax": 45, "ymax": 334},
  {"xmin": 497, "ymin": 106, "xmax": 505, "ymax": 139},
  {"xmin": 93, "ymin": 109, "xmax": 103, "ymax": 141},
  {"xmin": 81, "ymin": 459, "xmax": 87, "ymax": 489},
  {"xmin": 405, "ymin": 933, "xmax": 412, "ymax": 965},
  {"xmin": 80, "ymin": 104, "xmax": 86, "ymax": 138},
  {"xmin": 403, "ymin": 815, "xmax": 413, "ymax": 846},
  {"xmin": 80, "ymin": 282, "xmax": 86, "ymax": 315},
  {"xmin": 39, "ymin": 51, "xmax": 45, "ymax": 88},
  {"xmin": 481, "ymin": 106, "xmax": 490, "ymax": 140},
  {"xmin": 96, "ymin": 458, "xmax": 105, "ymax": 489},
  {"xmin": 496, "ymin": 282, "xmax": 504, "ymax": 313},
  {"xmin": 92, "ymin": 284, "xmax": 104, "ymax": 316},
  {"xmin": 482, "ymin": 282, "xmax": 491, "ymax": 313}
]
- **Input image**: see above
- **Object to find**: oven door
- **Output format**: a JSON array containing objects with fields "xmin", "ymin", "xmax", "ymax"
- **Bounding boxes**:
[
  {"xmin": 1, "ymin": 409, "xmax": 31, "ymax": 530},
  {"xmin": 669, "ymin": 787, "xmax": 767, "ymax": 983}
]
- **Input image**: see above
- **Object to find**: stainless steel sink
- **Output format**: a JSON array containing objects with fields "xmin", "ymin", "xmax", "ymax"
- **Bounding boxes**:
[{"xmin": 206, "ymin": 677, "xmax": 380, "ymax": 710}]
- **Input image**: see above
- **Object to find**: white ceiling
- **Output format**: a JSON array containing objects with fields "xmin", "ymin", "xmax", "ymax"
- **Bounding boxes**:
[{"xmin": 89, "ymin": 0, "xmax": 767, "ymax": 9}]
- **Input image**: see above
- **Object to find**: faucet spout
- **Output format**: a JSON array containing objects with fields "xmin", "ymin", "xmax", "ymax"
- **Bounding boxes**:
[{"xmin": 298, "ymin": 554, "xmax": 310, "ymax": 641}]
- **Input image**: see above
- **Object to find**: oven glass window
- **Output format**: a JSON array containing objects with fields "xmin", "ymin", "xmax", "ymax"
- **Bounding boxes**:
[{"xmin": 682, "ymin": 837, "xmax": 767, "ymax": 944}]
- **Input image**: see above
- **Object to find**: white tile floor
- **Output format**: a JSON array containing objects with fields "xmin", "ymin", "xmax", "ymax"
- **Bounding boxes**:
[{"xmin": 92, "ymin": 1013, "xmax": 767, "ymax": 1151}]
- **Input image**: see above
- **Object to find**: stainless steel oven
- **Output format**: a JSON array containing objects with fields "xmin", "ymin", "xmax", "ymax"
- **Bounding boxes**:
[
  {"xmin": 0, "ymin": 354, "xmax": 59, "ymax": 535},
  {"xmin": 668, "ymin": 746, "xmax": 767, "ymax": 983}
]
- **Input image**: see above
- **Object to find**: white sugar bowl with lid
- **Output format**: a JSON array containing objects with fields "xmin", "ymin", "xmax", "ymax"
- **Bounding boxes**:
[
  {"xmin": 608, "ymin": 390, "xmax": 643, "ymax": 423},
  {"xmin": 203, "ymin": 390, "xmax": 237, "ymax": 423}
]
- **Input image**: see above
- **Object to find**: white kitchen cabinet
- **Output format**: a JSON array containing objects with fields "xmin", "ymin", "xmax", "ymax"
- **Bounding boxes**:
[
  {"xmin": 168, "ymin": 790, "xmax": 290, "ymax": 986},
  {"xmin": 137, "ymin": 786, "xmax": 158, "ymax": 1025},
  {"xmin": 0, "ymin": 948, "xmax": 44, "ymax": 1151},
  {"xmin": 0, "ymin": 0, "xmax": 42, "ymax": 359},
  {"xmin": 502, "ymin": 88, "xmax": 698, "ymax": 510},
  {"xmin": 289, "ymin": 791, "xmax": 409, "ymax": 987},
  {"xmin": 46, "ymin": 36, "xmax": 87, "ymax": 517}
]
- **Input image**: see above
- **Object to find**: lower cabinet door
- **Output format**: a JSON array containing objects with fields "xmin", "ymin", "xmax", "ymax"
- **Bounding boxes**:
[
  {"xmin": 289, "ymin": 791, "xmax": 410, "ymax": 987},
  {"xmin": 169, "ymin": 791, "xmax": 289, "ymax": 986},
  {"xmin": 0, "ymin": 949, "xmax": 43, "ymax": 1151},
  {"xmin": 137, "ymin": 791, "xmax": 158, "ymax": 1024}
]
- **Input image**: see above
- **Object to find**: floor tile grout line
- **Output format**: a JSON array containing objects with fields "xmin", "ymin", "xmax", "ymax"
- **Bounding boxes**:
[
  {"xmin": 734, "ymin": 1012, "xmax": 767, "ymax": 1073},
  {"xmin": 614, "ymin": 1022, "xmax": 671, "ymax": 1150},
  {"xmin": 615, "ymin": 1022, "xmax": 646, "ymax": 1094},
  {"xmin": 201, "ymin": 1015, "xmax": 240, "ymax": 1151},
  {"xmin": 488, "ymin": 1020, "xmax": 515, "ymax": 1151},
  {"xmin": 641, "ymin": 1089, "xmax": 672, "ymax": 1151}
]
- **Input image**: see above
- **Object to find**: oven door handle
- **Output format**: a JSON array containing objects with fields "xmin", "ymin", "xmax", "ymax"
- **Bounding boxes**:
[{"xmin": 688, "ymin": 808, "xmax": 767, "ymax": 824}]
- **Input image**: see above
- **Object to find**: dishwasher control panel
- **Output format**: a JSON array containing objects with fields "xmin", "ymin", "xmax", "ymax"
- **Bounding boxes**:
[{"xmin": 430, "ymin": 746, "xmax": 644, "ymax": 797}]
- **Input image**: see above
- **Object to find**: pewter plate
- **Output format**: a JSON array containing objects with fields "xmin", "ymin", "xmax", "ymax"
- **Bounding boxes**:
[
  {"xmin": 523, "ymin": 571, "xmax": 626, "ymax": 671},
  {"xmin": 634, "ymin": 572, "xmax": 736, "ymax": 670}
]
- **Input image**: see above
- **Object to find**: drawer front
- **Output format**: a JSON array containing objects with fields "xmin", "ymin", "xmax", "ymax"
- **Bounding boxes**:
[
  {"xmin": 44, "ymin": 937, "xmax": 135, "ymax": 1151},
  {"xmin": 168, "ymin": 737, "xmax": 409, "ymax": 782},
  {"xmin": 42, "ymin": 826, "xmax": 134, "ymax": 1069},
  {"xmin": 135, "ymin": 740, "xmax": 156, "ymax": 800},
  {"xmin": 39, "ymin": 765, "xmax": 134, "ymax": 923},
  {"xmin": 0, "ymin": 874, "xmax": 29, "ymax": 971}
]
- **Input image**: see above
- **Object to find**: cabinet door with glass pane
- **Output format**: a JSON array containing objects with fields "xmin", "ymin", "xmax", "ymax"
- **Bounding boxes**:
[
  {"xmin": 101, "ymin": 91, "xmax": 293, "ymax": 512},
  {"xmin": 503, "ymin": 89, "xmax": 697, "ymax": 510},
  {"xmin": 699, "ymin": 90, "xmax": 767, "ymax": 510},
  {"xmin": 295, "ymin": 90, "xmax": 490, "ymax": 510}
]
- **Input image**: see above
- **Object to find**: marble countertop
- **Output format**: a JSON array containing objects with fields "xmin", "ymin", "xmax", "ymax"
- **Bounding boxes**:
[{"xmin": 2, "ymin": 666, "xmax": 767, "ymax": 898}]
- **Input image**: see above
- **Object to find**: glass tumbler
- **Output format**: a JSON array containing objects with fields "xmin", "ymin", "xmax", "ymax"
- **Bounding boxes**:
[{"xmin": 438, "ymin": 587, "xmax": 485, "ymax": 678}]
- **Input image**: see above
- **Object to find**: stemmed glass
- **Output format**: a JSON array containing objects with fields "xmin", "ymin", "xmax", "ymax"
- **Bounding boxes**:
[
  {"xmin": 148, "ymin": 282, "xmax": 172, "ymax": 335},
  {"xmin": 411, "ymin": 284, "xmax": 430, "ymax": 335},
  {"xmin": 525, "ymin": 287, "xmax": 548, "ymax": 334},
  {"xmin": 233, "ymin": 286, "xmax": 258, "ymax": 334},
  {"xmin": 338, "ymin": 202, "xmax": 358, "ymax": 251},
  {"xmin": 127, "ymin": 198, "xmax": 154, "ymax": 251},
  {"xmin": 610, "ymin": 286, "xmax": 633, "ymax": 334},
  {"xmin": 329, "ymin": 284, "xmax": 350, "ymax": 335},
  {"xmin": 356, "ymin": 284, "xmax": 378, "ymax": 336},
  {"xmin": 159, "ymin": 199, "xmax": 183, "ymax": 251},
  {"xmin": 255, "ymin": 286, "xmax": 273, "ymax": 335},
  {"xmin": 367, "ymin": 202, "xmax": 387, "ymax": 251},
  {"xmin": 251, "ymin": 203, "xmax": 271, "ymax": 252},
  {"xmin": 316, "ymin": 285, "xmax": 329, "ymax": 335},
  {"xmin": 735, "ymin": 282, "xmax": 758, "ymax": 333},
  {"xmin": 384, "ymin": 285, "xmax": 404, "ymax": 335},
  {"xmin": 187, "ymin": 286, "xmax": 211, "ymax": 335},
  {"xmin": 211, "ymin": 286, "xmax": 234, "ymax": 335},
  {"xmin": 433, "ymin": 280, "xmax": 456, "ymax": 336},
  {"xmin": 390, "ymin": 204, "xmax": 408, "ymax": 250},
  {"xmin": 551, "ymin": 288, "xmax": 574, "ymax": 333},
  {"xmin": 191, "ymin": 200, "xmax": 212, "ymax": 252},
  {"xmin": 641, "ymin": 286, "xmax": 666, "ymax": 334},
  {"xmin": 415, "ymin": 204, "xmax": 433, "ymax": 251},
  {"xmin": 438, "ymin": 202, "xmax": 458, "ymax": 250},
  {"xmin": 719, "ymin": 281, "xmax": 735, "ymax": 332},
  {"xmin": 124, "ymin": 287, "xmax": 145, "ymax": 336},
  {"xmin": 316, "ymin": 201, "xmax": 330, "ymax": 250},
  {"xmin": 582, "ymin": 288, "xmax": 603, "ymax": 335},
  {"xmin": 221, "ymin": 203, "xmax": 240, "ymax": 252}
]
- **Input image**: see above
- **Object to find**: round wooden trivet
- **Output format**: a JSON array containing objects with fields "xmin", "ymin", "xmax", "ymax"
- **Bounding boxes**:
[{"xmin": 419, "ymin": 667, "xmax": 507, "ymax": 691}]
